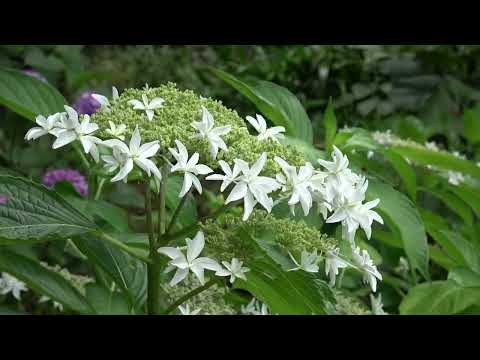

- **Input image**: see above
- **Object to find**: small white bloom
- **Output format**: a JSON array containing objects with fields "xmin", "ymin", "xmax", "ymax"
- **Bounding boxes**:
[
  {"xmin": 25, "ymin": 113, "xmax": 62, "ymax": 141},
  {"xmin": 0, "ymin": 273, "xmax": 27, "ymax": 300},
  {"xmin": 102, "ymin": 125, "xmax": 161, "ymax": 183},
  {"xmin": 241, "ymin": 298, "xmax": 270, "ymax": 315},
  {"xmin": 128, "ymin": 94, "xmax": 164, "ymax": 121},
  {"xmin": 169, "ymin": 140, "xmax": 213, "ymax": 197},
  {"xmin": 52, "ymin": 106, "xmax": 102, "ymax": 162},
  {"xmin": 425, "ymin": 141, "xmax": 439, "ymax": 151},
  {"xmin": 324, "ymin": 248, "xmax": 349, "ymax": 286},
  {"xmin": 288, "ymin": 250, "xmax": 319, "ymax": 273},
  {"xmin": 105, "ymin": 121, "xmax": 127, "ymax": 140},
  {"xmin": 223, "ymin": 153, "xmax": 280, "ymax": 221},
  {"xmin": 367, "ymin": 150, "xmax": 374, "ymax": 159},
  {"xmin": 158, "ymin": 231, "xmax": 220, "ymax": 286},
  {"xmin": 351, "ymin": 246, "xmax": 382, "ymax": 292},
  {"xmin": 191, "ymin": 106, "xmax": 231, "ymax": 159},
  {"xmin": 206, "ymin": 160, "xmax": 242, "ymax": 192},
  {"xmin": 39, "ymin": 295, "xmax": 64, "ymax": 312},
  {"xmin": 91, "ymin": 86, "xmax": 120, "ymax": 112},
  {"xmin": 370, "ymin": 293, "xmax": 387, "ymax": 315},
  {"xmin": 246, "ymin": 114, "xmax": 285, "ymax": 143},
  {"xmin": 215, "ymin": 258, "xmax": 250, "ymax": 283},
  {"xmin": 447, "ymin": 171, "xmax": 465, "ymax": 186},
  {"xmin": 178, "ymin": 304, "xmax": 201, "ymax": 315}
]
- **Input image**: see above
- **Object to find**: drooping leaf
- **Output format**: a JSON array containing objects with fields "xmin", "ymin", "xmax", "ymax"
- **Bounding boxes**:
[
  {"xmin": 0, "ymin": 176, "xmax": 96, "ymax": 242},
  {"xmin": 211, "ymin": 68, "xmax": 313, "ymax": 143},
  {"xmin": 0, "ymin": 248, "xmax": 94, "ymax": 314},
  {"xmin": 0, "ymin": 67, "xmax": 66, "ymax": 121}
]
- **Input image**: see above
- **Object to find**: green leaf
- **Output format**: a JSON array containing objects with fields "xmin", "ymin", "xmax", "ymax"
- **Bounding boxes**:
[
  {"xmin": 85, "ymin": 283, "xmax": 132, "ymax": 315},
  {"xmin": 445, "ymin": 183, "xmax": 480, "ymax": 218},
  {"xmin": 0, "ymin": 176, "xmax": 96, "ymax": 242},
  {"xmin": 87, "ymin": 200, "xmax": 131, "ymax": 232},
  {"xmin": 0, "ymin": 67, "xmax": 66, "ymax": 121},
  {"xmin": 73, "ymin": 234, "xmax": 147, "ymax": 310},
  {"xmin": 281, "ymin": 137, "xmax": 325, "ymax": 164},
  {"xmin": 390, "ymin": 146, "xmax": 480, "ymax": 179},
  {"xmin": 323, "ymin": 98, "xmax": 337, "ymax": 152},
  {"xmin": 165, "ymin": 176, "xmax": 198, "ymax": 228},
  {"xmin": 448, "ymin": 268, "xmax": 480, "ymax": 287},
  {"xmin": 0, "ymin": 248, "xmax": 93, "ymax": 314},
  {"xmin": 233, "ymin": 228, "xmax": 335, "ymax": 315},
  {"xmin": 366, "ymin": 180, "xmax": 429, "ymax": 279},
  {"xmin": 382, "ymin": 149, "xmax": 417, "ymax": 201},
  {"xmin": 463, "ymin": 107, "xmax": 480, "ymax": 144},
  {"xmin": 400, "ymin": 280, "xmax": 480, "ymax": 315},
  {"xmin": 211, "ymin": 67, "xmax": 313, "ymax": 143}
]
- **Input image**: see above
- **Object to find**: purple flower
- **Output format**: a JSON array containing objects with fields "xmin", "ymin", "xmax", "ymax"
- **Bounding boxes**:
[
  {"xmin": 73, "ymin": 91, "xmax": 102, "ymax": 115},
  {"xmin": 42, "ymin": 169, "xmax": 88, "ymax": 197},
  {"xmin": 22, "ymin": 68, "xmax": 48, "ymax": 83},
  {"xmin": 0, "ymin": 195, "xmax": 9, "ymax": 204}
]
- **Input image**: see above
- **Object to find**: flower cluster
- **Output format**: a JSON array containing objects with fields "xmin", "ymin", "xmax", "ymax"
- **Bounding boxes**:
[{"xmin": 42, "ymin": 168, "xmax": 88, "ymax": 197}]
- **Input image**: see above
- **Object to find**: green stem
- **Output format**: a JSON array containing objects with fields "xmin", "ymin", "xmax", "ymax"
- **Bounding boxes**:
[
  {"xmin": 146, "ymin": 182, "xmax": 162, "ymax": 315},
  {"xmin": 94, "ymin": 178, "xmax": 106, "ymax": 201},
  {"xmin": 74, "ymin": 144, "xmax": 90, "ymax": 172},
  {"xmin": 165, "ymin": 188, "xmax": 192, "ymax": 236},
  {"xmin": 157, "ymin": 166, "xmax": 169, "ymax": 243},
  {"xmin": 336, "ymin": 268, "xmax": 346, "ymax": 289},
  {"xmin": 96, "ymin": 231, "xmax": 151, "ymax": 264},
  {"xmin": 163, "ymin": 279, "xmax": 216, "ymax": 315}
]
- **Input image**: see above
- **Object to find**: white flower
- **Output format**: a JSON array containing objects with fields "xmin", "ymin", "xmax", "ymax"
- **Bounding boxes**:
[
  {"xmin": 105, "ymin": 121, "xmax": 127, "ymax": 140},
  {"xmin": 39, "ymin": 295, "xmax": 64, "ymax": 312},
  {"xmin": 206, "ymin": 160, "xmax": 242, "ymax": 192},
  {"xmin": 367, "ymin": 150, "xmax": 374, "ymax": 159},
  {"xmin": 317, "ymin": 146, "xmax": 360, "ymax": 190},
  {"xmin": 102, "ymin": 125, "xmax": 161, "ymax": 183},
  {"xmin": 91, "ymin": 86, "xmax": 119, "ymax": 112},
  {"xmin": 191, "ymin": 106, "xmax": 231, "ymax": 159},
  {"xmin": 169, "ymin": 140, "xmax": 213, "ymax": 197},
  {"xmin": 178, "ymin": 304, "xmax": 201, "ymax": 315},
  {"xmin": 128, "ymin": 94, "xmax": 164, "ymax": 121},
  {"xmin": 52, "ymin": 106, "xmax": 102, "ymax": 162},
  {"xmin": 425, "ymin": 141, "xmax": 439, "ymax": 151},
  {"xmin": 351, "ymin": 246, "xmax": 382, "ymax": 292},
  {"xmin": 288, "ymin": 250, "xmax": 319, "ymax": 273},
  {"xmin": 370, "ymin": 293, "xmax": 387, "ymax": 315},
  {"xmin": 447, "ymin": 171, "xmax": 465, "ymax": 186},
  {"xmin": 215, "ymin": 258, "xmax": 250, "ymax": 283},
  {"xmin": 222, "ymin": 153, "xmax": 280, "ymax": 221},
  {"xmin": 324, "ymin": 248, "xmax": 349, "ymax": 286},
  {"xmin": 246, "ymin": 114, "xmax": 285, "ymax": 143},
  {"xmin": 241, "ymin": 298, "xmax": 270, "ymax": 315},
  {"xmin": 157, "ymin": 231, "xmax": 220, "ymax": 286},
  {"xmin": 25, "ymin": 113, "xmax": 62, "ymax": 141},
  {"xmin": 0, "ymin": 273, "xmax": 27, "ymax": 300},
  {"xmin": 275, "ymin": 157, "xmax": 326, "ymax": 216}
]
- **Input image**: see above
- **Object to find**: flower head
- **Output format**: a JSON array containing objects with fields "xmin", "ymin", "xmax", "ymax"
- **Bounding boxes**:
[
  {"xmin": 215, "ymin": 258, "xmax": 250, "ymax": 283},
  {"xmin": 158, "ymin": 231, "xmax": 220, "ymax": 286},
  {"xmin": 351, "ymin": 246, "xmax": 382, "ymax": 292},
  {"xmin": 128, "ymin": 94, "xmax": 164, "ymax": 121},
  {"xmin": 0, "ymin": 273, "xmax": 27, "ymax": 300},
  {"xmin": 240, "ymin": 298, "xmax": 270, "ymax": 315},
  {"xmin": 105, "ymin": 121, "xmax": 127, "ymax": 140},
  {"xmin": 25, "ymin": 113, "xmax": 62, "ymax": 141},
  {"xmin": 73, "ymin": 91, "xmax": 102, "ymax": 115},
  {"xmin": 370, "ymin": 293, "xmax": 387, "ymax": 315},
  {"xmin": 191, "ymin": 106, "xmax": 231, "ymax": 159},
  {"xmin": 178, "ymin": 304, "xmax": 201, "ymax": 315},
  {"xmin": 91, "ymin": 86, "xmax": 119, "ymax": 112},
  {"xmin": 42, "ymin": 168, "xmax": 88, "ymax": 197},
  {"xmin": 205, "ymin": 160, "xmax": 242, "ymax": 192},
  {"xmin": 169, "ymin": 140, "xmax": 213, "ymax": 197},
  {"xmin": 324, "ymin": 248, "xmax": 349, "ymax": 286},
  {"xmin": 246, "ymin": 114, "xmax": 285, "ymax": 143},
  {"xmin": 288, "ymin": 250, "xmax": 319, "ymax": 273}
]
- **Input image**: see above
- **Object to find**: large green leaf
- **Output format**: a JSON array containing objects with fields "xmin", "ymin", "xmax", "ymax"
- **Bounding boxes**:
[
  {"xmin": 0, "ymin": 248, "xmax": 93, "ymax": 314},
  {"xmin": 211, "ymin": 68, "xmax": 313, "ymax": 143},
  {"xmin": 390, "ymin": 146, "xmax": 480, "ymax": 179},
  {"xmin": 420, "ymin": 186, "xmax": 473, "ymax": 226},
  {"xmin": 367, "ymin": 180, "xmax": 429, "ymax": 279},
  {"xmin": 0, "ymin": 67, "xmax": 66, "ymax": 121},
  {"xmin": 85, "ymin": 283, "xmax": 132, "ymax": 315},
  {"xmin": 74, "ymin": 234, "xmax": 147, "ymax": 311},
  {"xmin": 0, "ymin": 176, "xmax": 96, "ymax": 242},
  {"xmin": 445, "ymin": 183, "xmax": 480, "ymax": 218},
  {"xmin": 233, "ymin": 228, "xmax": 335, "ymax": 315},
  {"xmin": 400, "ymin": 280, "xmax": 480, "ymax": 315}
]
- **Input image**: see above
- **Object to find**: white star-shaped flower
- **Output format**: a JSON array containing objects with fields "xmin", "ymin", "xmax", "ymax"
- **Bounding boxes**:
[
  {"xmin": 246, "ymin": 114, "xmax": 285, "ymax": 143},
  {"xmin": 351, "ymin": 246, "xmax": 382, "ymax": 292},
  {"xmin": 221, "ymin": 153, "xmax": 280, "ymax": 221},
  {"xmin": 215, "ymin": 258, "xmax": 250, "ymax": 283},
  {"xmin": 157, "ymin": 231, "xmax": 221, "ymax": 286},
  {"xmin": 39, "ymin": 295, "xmax": 64, "ymax": 312},
  {"xmin": 128, "ymin": 94, "xmax": 164, "ymax": 121},
  {"xmin": 288, "ymin": 249, "xmax": 319, "ymax": 273},
  {"xmin": 169, "ymin": 140, "xmax": 213, "ymax": 197},
  {"xmin": 447, "ymin": 171, "xmax": 465, "ymax": 186},
  {"xmin": 52, "ymin": 106, "xmax": 102, "ymax": 162},
  {"xmin": 275, "ymin": 157, "xmax": 326, "ymax": 216},
  {"xmin": 370, "ymin": 293, "xmax": 387, "ymax": 315},
  {"xmin": 105, "ymin": 121, "xmax": 127, "ymax": 141},
  {"xmin": 178, "ymin": 304, "xmax": 201, "ymax": 315},
  {"xmin": 205, "ymin": 160, "xmax": 242, "ymax": 192},
  {"xmin": 25, "ymin": 113, "xmax": 62, "ymax": 141},
  {"xmin": 91, "ymin": 86, "xmax": 119, "ymax": 112},
  {"xmin": 324, "ymin": 248, "xmax": 349, "ymax": 286},
  {"xmin": 102, "ymin": 125, "xmax": 161, "ymax": 183},
  {"xmin": 191, "ymin": 106, "xmax": 231, "ymax": 159},
  {"xmin": 240, "ymin": 298, "xmax": 270, "ymax": 315},
  {"xmin": 0, "ymin": 273, "xmax": 27, "ymax": 300}
]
